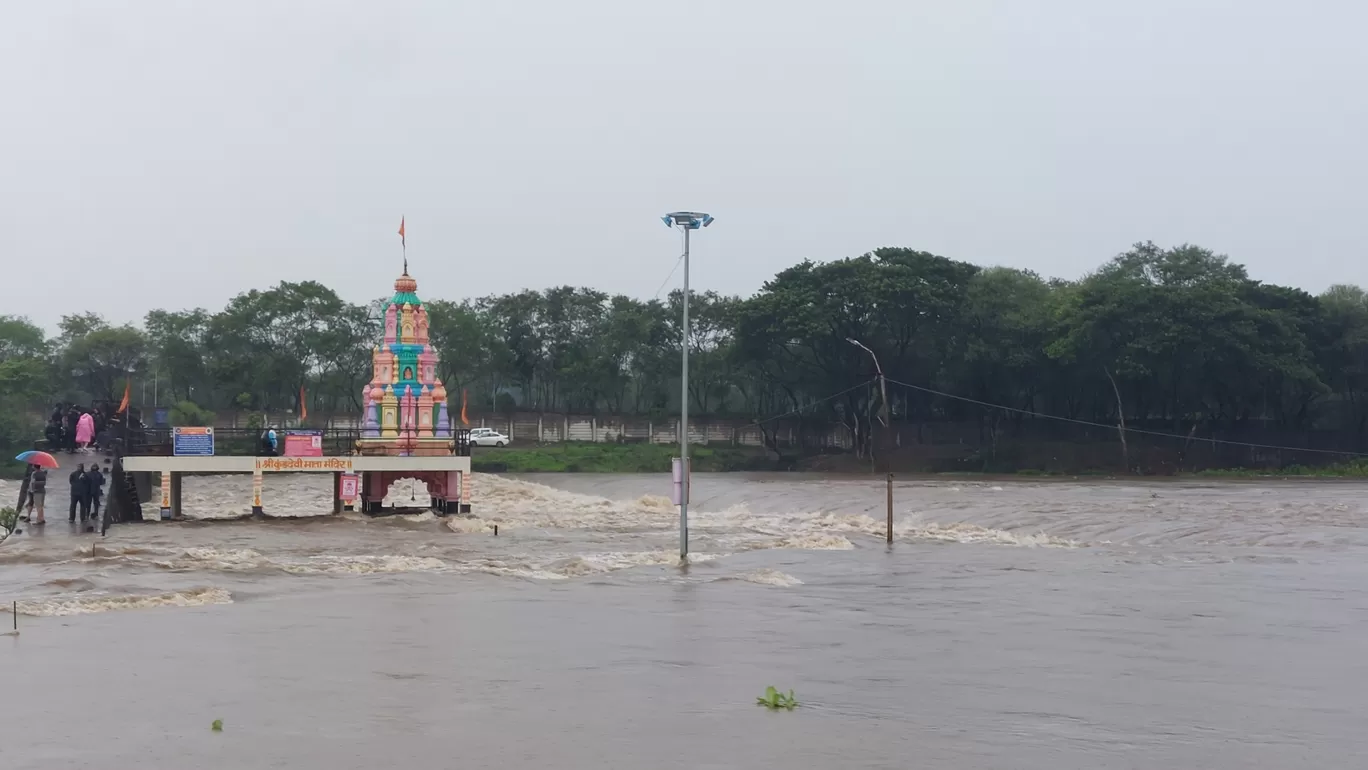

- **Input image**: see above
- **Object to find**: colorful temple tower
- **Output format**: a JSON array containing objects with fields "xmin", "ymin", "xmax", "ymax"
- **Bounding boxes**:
[{"xmin": 358, "ymin": 269, "xmax": 455, "ymax": 456}]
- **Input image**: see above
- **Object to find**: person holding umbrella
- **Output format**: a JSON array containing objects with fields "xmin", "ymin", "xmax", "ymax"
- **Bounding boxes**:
[
  {"xmin": 13, "ymin": 451, "xmax": 60, "ymax": 526},
  {"xmin": 25, "ymin": 464, "xmax": 48, "ymax": 525}
]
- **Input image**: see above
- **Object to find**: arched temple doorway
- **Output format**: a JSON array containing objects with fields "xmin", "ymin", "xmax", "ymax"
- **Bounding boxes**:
[{"xmin": 359, "ymin": 470, "xmax": 463, "ymax": 514}]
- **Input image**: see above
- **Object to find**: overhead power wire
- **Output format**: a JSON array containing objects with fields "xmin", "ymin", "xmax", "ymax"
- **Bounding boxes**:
[
  {"xmin": 752, "ymin": 380, "xmax": 878, "ymax": 427},
  {"xmin": 882, "ymin": 376, "xmax": 1368, "ymax": 458},
  {"xmin": 653, "ymin": 252, "xmax": 685, "ymax": 301},
  {"xmin": 651, "ymin": 227, "xmax": 689, "ymax": 301}
]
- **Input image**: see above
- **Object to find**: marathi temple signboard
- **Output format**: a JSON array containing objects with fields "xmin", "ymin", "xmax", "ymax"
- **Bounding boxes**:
[
  {"xmin": 284, "ymin": 430, "xmax": 324, "ymax": 457},
  {"xmin": 172, "ymin": 427, "xmax": 215, "ymax": 457},
  {"xmin": 255, "ymin": 457, "xmax": 353, "ymax": 472}
]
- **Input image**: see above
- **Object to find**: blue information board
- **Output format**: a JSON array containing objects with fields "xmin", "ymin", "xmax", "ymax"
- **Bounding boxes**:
[
  {"xmin": 172, "ymin": 427, "xmax": 215, "ymax": 456},
  {"xmin": 153, "ymin": 408, "xmax": 170, "ymax": 427}
]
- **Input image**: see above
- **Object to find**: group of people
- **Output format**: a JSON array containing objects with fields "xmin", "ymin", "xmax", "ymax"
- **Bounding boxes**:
[
  {"xmin": 21, "ymin": 401, "xmax": 117, "ymax": 527},
  {"xmin": 44, "ymin": 402, "xmax": 113, "ymax": 454},
  {"xmin": 20, "ymin": 462, "xmax": 105, "ymax": 526}
]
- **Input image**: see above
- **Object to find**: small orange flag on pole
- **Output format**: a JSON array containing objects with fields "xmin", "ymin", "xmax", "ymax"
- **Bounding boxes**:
[
  {"xmin": 299, "ymin": 386, "xmax": 308, "ymax": 424},
  {"xmin": 460, "ymin": 389, "xmax": 469, "ymax": 426},
  {"xmin": 117, "ymin": 379, "xmax": 130, "ymax": 414},
  {"xmin": 398, "ymin": 216, "xmax": 405, "ymax": 247}
]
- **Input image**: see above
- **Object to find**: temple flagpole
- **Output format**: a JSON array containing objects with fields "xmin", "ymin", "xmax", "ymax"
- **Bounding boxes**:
[{"xmin": 398, "ymin": 216, "xmax": 407, "ymax": 273}]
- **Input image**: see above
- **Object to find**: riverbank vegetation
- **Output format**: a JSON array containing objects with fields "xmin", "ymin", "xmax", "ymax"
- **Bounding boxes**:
[
  {"xmin": 4, "ymin": 241, "xmax": 1368, "ymax": 473},
  {"xmin": 470, "ymin": 443, "xmax": 768, "ymax": 473},
  {"xmin": 1187, "ymin": 459, "xmax": 1368, "ymax": 478}
]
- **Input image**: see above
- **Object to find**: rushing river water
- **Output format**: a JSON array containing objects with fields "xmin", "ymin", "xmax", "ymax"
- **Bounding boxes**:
[{"xmin": 2, "ymin": 472, "xmax": 1366, "ymax": 768}]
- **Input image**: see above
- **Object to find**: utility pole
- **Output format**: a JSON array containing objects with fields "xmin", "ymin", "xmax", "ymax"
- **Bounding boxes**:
[
  {"xmin": 848, "ymin": 338, "xmax": 893, "ymax": 543},
  {"xmin": 662, "ymin": 211, "xmax": 715, "ymax": 560}
]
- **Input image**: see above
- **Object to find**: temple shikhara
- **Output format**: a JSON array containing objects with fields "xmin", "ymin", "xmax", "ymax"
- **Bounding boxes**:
[{"xmin": 358, "ymin": 269, "xmax": 456, "ymax": 456}]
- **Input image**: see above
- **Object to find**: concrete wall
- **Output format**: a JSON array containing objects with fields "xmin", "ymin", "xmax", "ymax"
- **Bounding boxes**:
[
  {"xmin": 455, "ymin": 412, "xmax": 852, "ymax": 449},
  {"xmin": 221, "ymin": 410, "xmax": 851, "ymax": 449}
]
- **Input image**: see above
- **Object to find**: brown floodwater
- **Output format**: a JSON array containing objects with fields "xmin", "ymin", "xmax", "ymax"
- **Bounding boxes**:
[{"xmin": 2, "ymin": 472, "xmax": 1366, "ymax": 768}]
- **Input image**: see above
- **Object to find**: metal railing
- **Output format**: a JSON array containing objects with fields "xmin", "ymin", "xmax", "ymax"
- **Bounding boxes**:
[{"xmin": 122, "ymin": 427, "xmax": 472, "ymax": 458}]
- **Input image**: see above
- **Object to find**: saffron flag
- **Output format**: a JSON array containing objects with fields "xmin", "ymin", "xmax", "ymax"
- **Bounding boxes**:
[
  {"xmin": 460, "ymin": 389, "xmax": 469, "ymax": 426},
  {"xmin": 117, "ymin": 379, "xmax": 130, "ymax": 414},
  {"xmin": 398, "ymin": 217, "xmax": 405, "ymax": 248},
  {"xmin": 299, "ymin": 386, "xmax": 308, "ymax": 423}
]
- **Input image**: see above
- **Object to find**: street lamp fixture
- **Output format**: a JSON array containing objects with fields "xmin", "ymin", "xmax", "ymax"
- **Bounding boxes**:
[
  {"xmin": 847, "ymin": 339, "xmax": 890, "ymax": 459},
  {"xmin": 662, "ymin": 212, "xmax": 714, "ymax": 229}
]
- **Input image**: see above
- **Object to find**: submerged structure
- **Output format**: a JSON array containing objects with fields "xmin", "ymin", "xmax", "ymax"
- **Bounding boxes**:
[{"xmin": 111, "ymin": 264, "xmax": 473, "ymax": 524}]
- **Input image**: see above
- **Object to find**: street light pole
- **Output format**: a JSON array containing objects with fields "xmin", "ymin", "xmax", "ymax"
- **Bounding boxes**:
[
  {"xmin": 848, "ymin": 337, "xmax": 894, "ymax": 543},
  {"xmin": 663, "ymin": 211, "xmax": 714, "ymax": 560}
]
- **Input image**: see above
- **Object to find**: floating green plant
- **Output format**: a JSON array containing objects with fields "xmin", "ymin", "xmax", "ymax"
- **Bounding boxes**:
[
  {"xmin": 756, "ymin": 686, "xmax": 798, "ymax": 710},
  {"xmin": 211, "ymin": 719, "xmax": 223, "ymax": 732}
]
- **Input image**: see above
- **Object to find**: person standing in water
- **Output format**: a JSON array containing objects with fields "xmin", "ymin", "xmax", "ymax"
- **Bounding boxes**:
[
  {"xmin": 26, "ymin": 465, "xmax": 48, "ymax": 525},
  {"xmin": 75, "ymin": 410, "xmax": 95, "ymax": 453},
  {"xmin": 64, "ymin": 407, "xmax": 79, "ymax": 453},
  {"xmin": 85, "ymin": 464, "xmax": 106, "ymax": 522},
  {"xmin": 68, "ymin": 463, "xmax": 87, "ymax": 522}
]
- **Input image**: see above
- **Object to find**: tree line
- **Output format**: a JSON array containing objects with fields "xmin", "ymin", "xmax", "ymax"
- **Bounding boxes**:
[{"xmin": 3, "ymin": 241, "xmax": 1368, "ymax": 460}]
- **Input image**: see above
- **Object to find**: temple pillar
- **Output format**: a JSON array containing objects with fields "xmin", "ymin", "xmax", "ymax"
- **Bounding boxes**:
[
  {"xmin": 442, "ymin": 470, "xmax": 461, "ymax": 514},
  {"xmin": 168, "ymin": 472, "xmax": 183, "ymax": 520},
  {"xmin": 252, "ymin": 469, "xmax": 264, "ymax": 516},
  {"xmin": 159, "ymin": 471, "xmax": 172, "ymax": 520},
  {"xmin": 362, "ymin": 471, "xmax": 388, "ymax": 514},
  {"xmin": 333, "ymin": 471, "xmax": 343, "ymax": 514}
]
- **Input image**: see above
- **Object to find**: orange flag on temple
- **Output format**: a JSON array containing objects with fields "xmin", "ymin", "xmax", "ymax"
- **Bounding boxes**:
[
  {"xmin": 116, "ymin": 379, "xmax": 130, "ymax": 414},
  {"xmin": 398, "ymin": 217, "xmax": 406, "ymax": 248},
  {"xmin": 460, "ymin": 389, "xmax": 469, "ymax": 426},
  {"xmin": 299, "ymin": 386, "xmax": 308, "ymax": 423}
]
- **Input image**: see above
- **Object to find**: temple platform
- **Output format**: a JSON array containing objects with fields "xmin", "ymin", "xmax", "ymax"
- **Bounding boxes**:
[
  {"xmin": 121, "ymin": 455, "xmax": 470, "ymax": 474},
  {"xmin": 117, "ymin": 425, "xmax": 473, "ymax": 520}
]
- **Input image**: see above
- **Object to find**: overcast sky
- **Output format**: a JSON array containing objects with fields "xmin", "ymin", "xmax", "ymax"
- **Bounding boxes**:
[{"xmin": 2, "ymin": 0, "xmax": 1365, "ymax": 332}]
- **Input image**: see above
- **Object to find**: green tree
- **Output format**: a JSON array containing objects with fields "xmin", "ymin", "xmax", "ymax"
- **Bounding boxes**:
[
  {"xmin": 426, "ymin": 299, "xmax": 500, "ymax": 404},
  {"xmin": 1048, "ymin": 242, "xmax": 1322, "ymax": 427},
  {"xmin": 203, "ymin": 282, "xmax": 369, "ymax": 414},
  {"xmin": 60, "ymin": 323, "xmax": 149, "ymax": 402},
  {"xmin": 145, "ymin": 308, "xmax": 210, "ymax": 404},
  {"xmin": 0, "ymin": 315, "xmax": 46, "ymax": 362},
  {"xmin": 954, "ymin": 267, "xmax": 1056, "ymax": 418}
]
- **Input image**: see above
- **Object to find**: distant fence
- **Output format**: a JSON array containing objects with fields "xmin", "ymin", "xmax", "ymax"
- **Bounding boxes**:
[
  {"xmin": 217, "ymin": 411, "xmax": 832, "ymax": 450},
  {"xmin": 206, "ymin": 410, "xmax": 1368, "ymax": 472}
]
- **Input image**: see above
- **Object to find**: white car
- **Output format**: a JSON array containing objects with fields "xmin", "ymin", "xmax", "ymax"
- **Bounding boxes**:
[{"xmin": 469, "ymin": 428, "xmax": 509, "ymax": 448}]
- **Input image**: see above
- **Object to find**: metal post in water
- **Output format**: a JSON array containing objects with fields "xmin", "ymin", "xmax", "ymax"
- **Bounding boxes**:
[
  {"xmin": 680, "ymin": 224, "xmax": 690, "ymax": 559},
  {"xmin": 662, "ymin": 211, "xmax": 714, "ymax": 561},
  {"xmin": 886, "ymin": 472, "xmax": 894, "ymax": 544}
]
